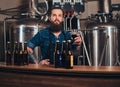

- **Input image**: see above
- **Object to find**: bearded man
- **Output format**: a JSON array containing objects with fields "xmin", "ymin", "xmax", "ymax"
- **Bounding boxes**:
[{"xmin": 27, "ymin": 6, "xmax": 82, "ymax": 65}]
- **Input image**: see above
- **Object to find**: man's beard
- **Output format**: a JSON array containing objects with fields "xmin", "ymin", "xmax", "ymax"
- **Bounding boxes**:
[{"xmin": 50, "ymin": 21, "xmax": 63, "ymax": 32}]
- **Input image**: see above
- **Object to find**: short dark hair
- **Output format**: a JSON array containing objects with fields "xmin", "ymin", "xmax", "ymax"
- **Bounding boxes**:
[{"xmin": 48, "ymin": 4, "xmax": 64, "ymax": 16}]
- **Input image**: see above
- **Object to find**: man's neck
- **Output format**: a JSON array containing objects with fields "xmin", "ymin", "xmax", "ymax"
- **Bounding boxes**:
[{"xmin": 53, "ymin": 31, "xmax": 61, "ymax": 38}]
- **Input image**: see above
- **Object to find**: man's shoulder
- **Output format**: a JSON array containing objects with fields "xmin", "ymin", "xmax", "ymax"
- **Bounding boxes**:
[
  {"xmin": 62, "ymin": 30, "xmax": 71, "ymax": 35},
  {"xmin": 39, "ymin": 28, "xmax": 50, "ymax": 34}
]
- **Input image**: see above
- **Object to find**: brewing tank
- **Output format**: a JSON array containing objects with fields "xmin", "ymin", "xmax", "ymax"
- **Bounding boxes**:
[
  {"xmin": 85, "ymin": 20, "xmax": 119, "ymax": 66},
  {"xmin": 84, "ymin": 0, "xmax": 120, "ymax": 66},
  {"xmin": 11, "ymin": 18, "xmax": 49, "ymax": 42},
  {"xmin": 10, "ymin": 18, "xmax": 50, "ymax": 62}
]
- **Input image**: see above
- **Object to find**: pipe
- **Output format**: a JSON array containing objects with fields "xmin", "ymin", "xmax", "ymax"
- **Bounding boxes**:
[
  {"xmin": 98, "ymin": 0, "xmax": 111, "ymax": 13},
  {"xmin": 3, "ymin": 17, "xmax": 18, "ymax": 63}
]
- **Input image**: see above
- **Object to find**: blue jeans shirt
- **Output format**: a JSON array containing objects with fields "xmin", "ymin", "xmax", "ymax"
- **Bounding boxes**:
[{"xmin": 27, "ymin": 28, "xmax": 72, "ymax": 64}]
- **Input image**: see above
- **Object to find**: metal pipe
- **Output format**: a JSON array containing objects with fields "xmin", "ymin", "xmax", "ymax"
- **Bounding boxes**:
[
  {"xmin": 3, "ymin": 17, "xmax": 18, "ymax": 63},
  {"xmin": 77, "ymin": 18, "xmax": 91, "ymax": 66},
  {"xmin": 3, "ymin": 18, "xmax": 7, "ymax": 63},
  {"xmin": 98, "ymin": 0, "xmax": 111, "ymax": 13}
]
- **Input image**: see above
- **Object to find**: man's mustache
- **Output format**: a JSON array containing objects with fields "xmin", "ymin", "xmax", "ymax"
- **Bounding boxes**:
[{"xmin": 54, "ymin": 20, "xmax": 60, "ymax": 23}]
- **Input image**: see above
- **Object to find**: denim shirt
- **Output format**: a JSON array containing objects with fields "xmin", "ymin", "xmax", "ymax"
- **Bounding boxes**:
[{"xmin": 27, "ymin": 28, "xmax": 71, "ymax": 64}]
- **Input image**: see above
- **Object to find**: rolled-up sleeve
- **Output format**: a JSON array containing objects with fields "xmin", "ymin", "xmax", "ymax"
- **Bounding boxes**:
[
  {"xmin": 27, "ymin": 31, "xmax": 41, "ymax": 49},
  {"xmin": 27, "ymin": 40, "xmax": 36, "ymax": 49}
]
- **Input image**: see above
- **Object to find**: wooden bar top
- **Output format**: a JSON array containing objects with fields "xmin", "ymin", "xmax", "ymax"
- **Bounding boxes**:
[
  {"xmin": 0, "ymin": 62, "xmax": 120, "ymax": 87},
  {"xmin": 0, "ymin": 62, "xmax": 120, "ymax": 77}
]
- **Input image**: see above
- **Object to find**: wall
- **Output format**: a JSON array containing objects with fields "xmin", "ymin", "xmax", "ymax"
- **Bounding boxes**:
[
  {"xmin": 0, "ymin": 0, "xmax": 119, "ymax": 21},
  {"xmin": 81, "ymin": 0, "xmax": 120, "ymax": 18},
  {"xmin": 0, "ymin": 0, "xmax": 28, "ymax": 21}
]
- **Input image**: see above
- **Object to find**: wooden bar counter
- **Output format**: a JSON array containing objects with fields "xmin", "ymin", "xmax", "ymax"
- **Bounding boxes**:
[{"xmin": 0, "ymin": 62, "xmax": 120, "ymax": 87}]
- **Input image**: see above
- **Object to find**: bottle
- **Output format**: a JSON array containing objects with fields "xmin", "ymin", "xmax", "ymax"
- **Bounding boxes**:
[
  {"xmin": 65, "ymin": 40, "xmax": 74, "ymax": 69},
  {"xmin": 18, "ymin": 43, "xmax": 24, "ymax": 65},
  {"xmin": 14, "ymin": 42, "xmax": 19, "ymax": 65},
  {"xmin": 23, "ymin": 42, "xmax": 29, "ymax": 65},
  {"xmin": 54, "ymin": 40, "xmax": 63, "ymax": 68},
  {"xmin": 61, "ymin": 40, "xmax": 67, "ymax": 68},
  {"xmin": 6, "ymin": 41, "xmax": 12, "ymax": 65}
]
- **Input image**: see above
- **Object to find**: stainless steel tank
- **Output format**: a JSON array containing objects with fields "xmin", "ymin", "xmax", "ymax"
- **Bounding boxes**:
[
  {"xmin": 85, "ymin": 22, "xmax": 118, "ymax": 66},
  {"xmin": 10, "ymin": 18, "xmax": 49, "ymax": 62},
  {"xmin": 84, "ymin": 0, "xmax": 120, "ymax": 66},
  {"xmin": 11, "ymin": 18, "xmax": 49, "ymax": 43}
]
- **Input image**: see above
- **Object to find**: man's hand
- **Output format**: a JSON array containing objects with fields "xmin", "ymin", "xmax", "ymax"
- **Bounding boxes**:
[
  {"xmin": 27, "ymin": 47, "xmax": 33, "ymax": 53},
  {"xmin": 39, "ymin": 59, "xmax": 50, "ymax": 65},
  {"xmin": 74, "ymin": 34, "xmax": 82, "ymax": 46}
]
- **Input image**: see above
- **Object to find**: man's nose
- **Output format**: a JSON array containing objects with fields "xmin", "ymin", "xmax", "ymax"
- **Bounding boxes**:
[{"xmin": 55, "ymin": 15, "xmax": 59, "ymax": 20}]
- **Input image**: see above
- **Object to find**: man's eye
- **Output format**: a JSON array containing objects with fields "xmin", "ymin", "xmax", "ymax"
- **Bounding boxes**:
[{"xmin": 52, "ymin": 14, "xmax": 56, "ymax": 16}]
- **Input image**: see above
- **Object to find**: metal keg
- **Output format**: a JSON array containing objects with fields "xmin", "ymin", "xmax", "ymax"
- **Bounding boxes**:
[
  {"xmin": 10, "ymin": 18, "xmax": 49, "ymax": 62},
  {"xmin": 85, "ymin": 22, "xmax": 118, "ymax": 66}
]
